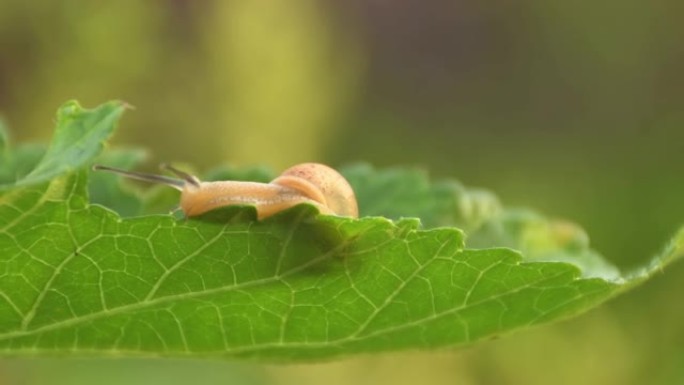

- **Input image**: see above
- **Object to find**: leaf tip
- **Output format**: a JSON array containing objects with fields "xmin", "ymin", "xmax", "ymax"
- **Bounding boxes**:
[{"xmin": 56, "ymin": 99, "xmax": 129, "ymax": 120}]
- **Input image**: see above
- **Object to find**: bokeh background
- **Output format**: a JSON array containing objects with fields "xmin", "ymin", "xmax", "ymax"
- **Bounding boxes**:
[{"xmin": 1, "ymin": 1, "xmax": 683, "ymax": 384}]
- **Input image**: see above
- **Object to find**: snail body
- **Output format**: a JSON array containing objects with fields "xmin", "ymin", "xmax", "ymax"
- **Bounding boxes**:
[{"xmin": 93, "ymin": 162, "xmax": 358, "ymax": 219}]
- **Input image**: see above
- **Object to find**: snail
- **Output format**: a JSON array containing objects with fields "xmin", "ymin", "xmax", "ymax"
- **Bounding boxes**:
[{"xmin": 92, "ymin": 163, "xmax": 359, "ymax": 219}]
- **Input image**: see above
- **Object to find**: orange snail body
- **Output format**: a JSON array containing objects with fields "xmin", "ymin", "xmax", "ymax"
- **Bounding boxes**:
[{"xmin": 93, "ymin": 162, "xmax": 358, "ymax": 219}]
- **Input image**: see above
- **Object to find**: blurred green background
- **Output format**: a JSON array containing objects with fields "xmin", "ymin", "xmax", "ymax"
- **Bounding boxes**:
[{"xmin": 1, "ymin": 1, "xmax": 683, "ymax": 384}]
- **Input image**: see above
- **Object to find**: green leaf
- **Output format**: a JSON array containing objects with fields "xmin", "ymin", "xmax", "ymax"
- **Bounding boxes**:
[
  {"xmin": 0, "ymin": 100, "xmax": 126, "ymax": 190},
  {"xmin": 0, "ymin": 116, "xmax": 47, "ymax": 185},
  {"xmin": 342, "ymin": 164, "xmax": 497, "ymax": 230},
  {"xmin": 0, "ymin": 100, "xmax": 682, "ymax": 361},
  {"xmin": 341, "ymin": 164, "xmax": 620, "ymax": 279}
]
